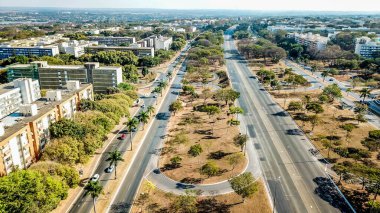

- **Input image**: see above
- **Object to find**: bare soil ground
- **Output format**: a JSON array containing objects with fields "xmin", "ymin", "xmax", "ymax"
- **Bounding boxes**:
[
  {"xmin": 131, "ymin": 179, "xmax": 271, "ymax": 213},
  {"xmin": 159, "ymin": 96, "xmax": 248, "ymax": 184}
]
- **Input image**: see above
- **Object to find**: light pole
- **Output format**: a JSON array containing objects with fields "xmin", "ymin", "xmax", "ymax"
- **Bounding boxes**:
[{"xmin": 273, "ymin": 176, "xmax": 281, "ymax": 213}]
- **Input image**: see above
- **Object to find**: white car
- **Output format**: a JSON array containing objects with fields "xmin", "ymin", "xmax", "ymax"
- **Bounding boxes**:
[
  {"xmin": 106, "ymin": 165, "xmax": 115, "ymax": 173},
  {"xmin": 90, "ymin": 174, "xmax": 100, "ymax": 182}
]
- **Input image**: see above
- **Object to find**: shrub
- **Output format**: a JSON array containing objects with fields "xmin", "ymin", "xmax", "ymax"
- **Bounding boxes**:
[
  {"xmin": 200, "ymin": 161, "xmax": 220, "ymax": 177},
  {"xmin": 188, "ymin": 144, "xmax": 203, "ymax": 157}
]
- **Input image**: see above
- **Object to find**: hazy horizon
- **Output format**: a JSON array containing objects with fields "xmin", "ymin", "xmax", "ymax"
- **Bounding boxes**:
[{"xmin": 1, "ymin": 0, "xmax": 380, "ymax": 12}]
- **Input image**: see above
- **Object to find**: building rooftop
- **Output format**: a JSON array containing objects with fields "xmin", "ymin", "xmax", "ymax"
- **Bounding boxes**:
[
  {"xmin": 0, "ymin": 81, "xmax": 18, "ymax": 95},
  {"xmin": 0, "ymin": 83, "xmax": 92, "ymax": 142}
]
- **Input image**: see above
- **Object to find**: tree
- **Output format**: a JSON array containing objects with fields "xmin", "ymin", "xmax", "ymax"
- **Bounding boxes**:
[
  {"xmin": 147, "ymin": 105, "xmax": 155, "ymax": 116},
  {"xmin": 84, "ymin": 181, "xmax": 103, "ymax": 213},
  {"xmin": 362, "ymin": 130, "xmax": 380, "ymax": 151},
  {"xmin": 214, "ymin": 88, "xmax": 240, "ymax": 105},
  {"xmin": 234, "ymin": 134, "xmax": 249, "ymax": 154},
  {"xmin": 138, "ymin": 111, "xmax": 149, "ymax": 130},
  {"xmin": 340, "ymin": 123, "xmax": 356, "ymax": 146},
  {"xmin": 182, "ymin": 85, "xmax": 195, "ymax": 95},
  {"xmin": 169, "ymin": 100, "xmax": 183, "ymax": 115},
  {"xmin": 288, "ymin": 101, "xmax": 303, "ymax": 111},
  {"xmin": 0, "ymin": 170, "xmax": 69, "ymax": 213},
  {"xmin": 322, "ymin": 84, "xmax": 342, "ymax": 102},
  {"xmin": 29, "ymin": 161, "xmax": 80, "ymax": 188},
  {"xmin": 305, "ymin": 102, "xmax": 324, "ymax": 114},
  {"xmin": 42, "ymin": 136, "xmax": 85, "ymax": 165},
  {"xmin": 142, "ymin": 67, "xmax": 149, "ymax": 77},
  {"xmin": 170, "ymin": 156, "xmax": 182, "ymax": 168},
  {"xmin": 126, "ymin": 117, "xmax": 139, "ymax": 150},
  {"xmin": 49, "ymin": 118, "xmax": 87, "ymax": 139},
  {"xmin": 229, "ymin": 106, "xmax": 244, "ymax": 119},
  {"xmin": 229, "ymin": 172, "xmax": 259, "ymax": 202},
  {"xmin": 170, "ymin": 191, "xmax": 198, "ymax": 213},
  {"xmin": 321, "ymin": 139, "xmax": 333, "ymax": 158},
  {"xmin": 227, "ymin": 153, "xmax": 245, "ymax": 171},
  {"xmin": 360, "ymin": 88, "xmax": 371, "ymax": 102},
  {"xmin": 106, "ymin": 150, "xmax": 124, "ymax": 179},
  {"xmin": 332, "ymin": 164, "xmax": 349, "ymax": 184},
  {"xmin": 200, "ymin": 161, "xmax": 220, "ymax": 177},
  {"xmin": 201, "ymin": 88, "xmax": 213, "ymax": 104},
  {"xmin": 188, "ymin": 144, "xmax": 203, "ymax": 157},
  {"xmin": 354, "ymin": 103, "xmax": 368, "ymax": 124},
  {"xmin": 308, "ymin": 115, "xmax": 320, "ymax": 132},
  {"xmin": 321, "ymin": 70, "xmax": 329, "ymax": 82}
]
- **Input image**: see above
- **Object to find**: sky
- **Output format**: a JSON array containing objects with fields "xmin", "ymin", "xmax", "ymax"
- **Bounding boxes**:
[{"xmin": 0, "ymin": 0, "xmax": 380, "ymax": 11}]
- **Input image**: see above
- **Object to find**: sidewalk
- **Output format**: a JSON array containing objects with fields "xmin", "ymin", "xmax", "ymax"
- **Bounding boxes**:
[{"xmin": 52, "ymin": 106, "xmax": 140, "ymax": 213}]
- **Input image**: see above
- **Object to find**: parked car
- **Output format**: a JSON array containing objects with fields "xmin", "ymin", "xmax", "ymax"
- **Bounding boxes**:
[
  {"xmin": 106, "ymin": 165, "xmax": 115, "ymax": 173},
  {"xmin": 153, "ymin": 95, "xmax": 158, "ymax": 98},
  {"xmin": 141, "ymin": 104, "xmax": 145, "ymax": 108},
  {"xmin": 90, "ymin": 174, "xmax": 100, "ymax": 182}
]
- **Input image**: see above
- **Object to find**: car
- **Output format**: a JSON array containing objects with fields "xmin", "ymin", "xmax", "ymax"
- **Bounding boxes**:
[
  {"xmin": 90, "ymin": 174, "xmax": 100, "ymax": 182},
  {"xmin": 329, "ymin": 78, "xmax": 334, "ymax": 82},
  {"xmin": 120, "ymin": 134, "xmax": 126, "ymax": 140},
  {"xmin": 141, "ymin": 104, "xmax": 145, "ymax": 108},
  {"xmin": 106, "ymin": 165, "xmax": 115, "ymax": 173},
  {"xmin": 153, "ymin": 95, "xmax": 157, "ymax": 98}
]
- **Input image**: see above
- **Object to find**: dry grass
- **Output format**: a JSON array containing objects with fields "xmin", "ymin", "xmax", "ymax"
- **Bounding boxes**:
[
  {"xmin": 159, "ymin": 96, "xmax": 247, "ymax": 184},
  {"xmin": 131, "ymin": 179, "xmax": 271, "ymax": 213}
]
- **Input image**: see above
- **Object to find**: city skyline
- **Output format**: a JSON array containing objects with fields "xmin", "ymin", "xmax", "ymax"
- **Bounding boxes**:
[{"xmin": 1, "ymin": 0, "xmax": 380, "ymax": 11}]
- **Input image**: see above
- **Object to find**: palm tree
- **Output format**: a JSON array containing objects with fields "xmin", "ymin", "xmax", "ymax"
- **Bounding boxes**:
[
  {"xmin": 126, "ymin": 117, "xmax": 139, "ymax": 150},
  {"xmin": 84, "ymin": 181, "xmax": 103, "ymax": 213},
  {"xmin": 146, "ymin": 106, "xmax": 155, "ymax": 116},
  {"xmin": 166, "ymin": 71, "xmax": 173, "ymax": 80},
  {"xmin": 346, "ymin": 88, "xmax": 352, "ymax": 97},
  {"xmin": 360, "ymin": 88, "xmax": 371, "ymax": 102},
  {"xmin": 158, "ymin": 80, "xmax": 168, "ymax": 89},
  {"xmin": 106, "ymin": 150, "xmax": 124, "ymax": 179},
  {"xmin": 321, "ymin": 70, "xmax": 329, "ymax": 82},
  {"xmin": 139, "ymin": 111, "xmax": 149, "ymax": 130}
]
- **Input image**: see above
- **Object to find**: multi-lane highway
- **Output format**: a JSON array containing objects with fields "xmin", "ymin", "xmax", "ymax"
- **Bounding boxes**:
[
  {"xmin": 108, "ymin": 58, "xmax": 188, "ymax": 213},
  {"xmin": 224, "ymin": 29, "xmax": 353, "ymax": 212},
  {"xmin": 67, "ymin": 49, "xmax": 186, "ymax": 213}
]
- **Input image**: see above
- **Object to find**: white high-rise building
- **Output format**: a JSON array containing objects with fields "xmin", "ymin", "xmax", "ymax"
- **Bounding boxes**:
[
  {"xmin": 355, "ymin": 36, "xmax": 380, "ymax": 58},
  {"xmin": 0, "ymin": 78, "xmax": 41, "ymax": 119},
  {"xmin": 287, "ymin": 32, "xmax": 329, "ymax": 51}
]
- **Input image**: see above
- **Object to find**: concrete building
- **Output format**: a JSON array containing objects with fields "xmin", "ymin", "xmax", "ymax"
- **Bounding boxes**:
[
  {"xmin": 287, "ymin": 32, "xmax": 329, "ymax": 51},
  {"xmin": 151, "ymin": 35, "xmax": 173, "ymax": 51},
  {"xmin": 85, "ymin": 46, "xmax": 154, "ymax": 58},
  {"xmin": 6, "ymin": 63, "xmax": 39, "ymax": 82},
  {"xmin": 58, "ymin": 40, "xmax": 98, "ymax": 57},
  {"xmin": 6, "ymin": 61, "xmax": 122, "ymax": 93},
  {"xmin": 0, "ymin": 78, "xmax": 41, "ymax": 119},
  {"xmin": 34, "ymin": 61, "xmax": 122, "ymax": 93},
  {"xmin": 0, "ymin": 45, "xmax": 59, "ymax": 60},
  {"xmin": 88, "ymin": 36, "xmax": 136, "ymax": 46},
  {"xmin": 0, "ymin": 82, "xmax": 93, "ymax": 175},
  {"xmin": 355, "ymin": 36, "xmax": 380, "ymax": 58}
]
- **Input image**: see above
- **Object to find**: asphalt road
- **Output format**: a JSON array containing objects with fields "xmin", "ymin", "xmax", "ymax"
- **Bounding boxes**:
[
  {"xmin": 67, "ymin": 51, "xmax": 186, "ymax": 213},
  {"xmin": 224, "ymin": 30, "xmax": 353, "ymax": 213},
  {"xmin": 108, "ymin": 58, "xmax": 188, "ymax": 213},
  {"xmin": 285, "ymin": 60, "xmax": 380, "ymax": 129}
]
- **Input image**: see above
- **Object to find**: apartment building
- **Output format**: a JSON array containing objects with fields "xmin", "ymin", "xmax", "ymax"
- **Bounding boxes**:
[
  {"xmin": 355, "ymin": 36, "xmax": 380, "ymax": 58},
  {"xmin": 287, "ymin": 32, "xmax": 329, "ymax": 51},
  {"xmin": 7, "ymin": 61, "xmax": 122, "ymax": 93},
  {"xmin": 58, "ymin": 40, "xmax": 98, "ymax": 57},
  {"xmin": 85, "ymin": 46, "xmax": 155, "ymax": 58},
  {"xmin": 0, "ymin": 82, "xmax": 93, "ymax": 175},
  {"xmin": 88, "ymin": 36, "xmax": 136, "ymax": 46},
  {"xmin": 0, "ymin": 45, "xmax": 59, "ymax": 60},
  {"xmin": 0, "ymin": 78, "xmax": 41, "ymax": 119}
]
